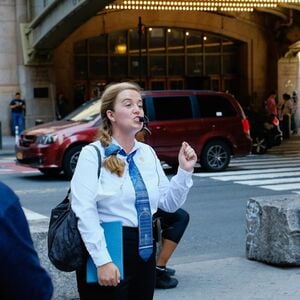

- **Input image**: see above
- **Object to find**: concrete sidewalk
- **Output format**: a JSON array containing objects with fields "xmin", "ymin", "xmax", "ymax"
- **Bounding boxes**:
[{"xmin": 154, "ymin": 256, "xmax": 300, "ymax": 300}]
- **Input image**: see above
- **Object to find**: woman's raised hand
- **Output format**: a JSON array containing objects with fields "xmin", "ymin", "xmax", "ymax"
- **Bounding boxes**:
[{"xmin": 178, "ymin": 142, "xmax": 197, "ymax": 172}]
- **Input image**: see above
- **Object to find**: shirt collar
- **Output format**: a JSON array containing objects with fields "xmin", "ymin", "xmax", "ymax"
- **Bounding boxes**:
[{"xmin": 111, "ymin": 138, "xmax": 142, "ymax": 156}]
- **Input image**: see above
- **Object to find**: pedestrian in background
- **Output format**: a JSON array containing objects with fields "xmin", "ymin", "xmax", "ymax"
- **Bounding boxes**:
[
  {"xmin": 10, "ymin": 92, "xmax": 26, "ymax": 135},
  {"xmin": 71, "ymin": 82, "xmax": 197, "ymax": 299},
  {"xmin": 55, "ymin": 93, "xmax": 67, "ymax": 120},
  {"xmin": 279, "ymin": 93, "xmax": 293, "ymax": 139},
  {"xmin": 265, "ymin": 91, "xmax": 278, "ymax": 117},
  {"xmin": 0, "ymin": 181, "xmax": 54, "ymax": 300},
  {"xmin": 291, "ymin": 91, "xmax": 298, "ymax": 134}
]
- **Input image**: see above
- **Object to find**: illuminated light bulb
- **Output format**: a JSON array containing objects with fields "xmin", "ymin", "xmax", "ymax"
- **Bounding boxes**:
[{"xmin": 104, "ymin": 0, "xmax": 298, "ymax": 11}]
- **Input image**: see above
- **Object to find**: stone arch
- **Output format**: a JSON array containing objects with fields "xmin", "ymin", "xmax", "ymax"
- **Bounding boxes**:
[{"xmin": 53, "ymin": 10, "xmax": 276, "ymax": 109}]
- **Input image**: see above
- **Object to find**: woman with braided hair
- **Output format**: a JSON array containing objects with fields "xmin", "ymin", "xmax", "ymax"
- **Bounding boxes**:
[{"xmin": 71, "ymin": 81, "xmax": 197, "ymax": 300}]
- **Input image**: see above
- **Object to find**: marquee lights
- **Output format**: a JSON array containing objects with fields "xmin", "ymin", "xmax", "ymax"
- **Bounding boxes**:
[{"xmin": 105, "ymin": 0, "xmax": 300, "ymax": 11}]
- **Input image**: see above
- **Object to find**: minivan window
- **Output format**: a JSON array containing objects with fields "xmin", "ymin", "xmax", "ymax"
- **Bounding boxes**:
[
  {"xmin": 64, "ymin": 99, "xmax": 101, "ymax": 122},
  {"xmin": 152, "ymin": 96, "xmax": 192, "ymax": 121},
  {"xmin": 197, "ymin": 95, "xmax": 236, "ymax": 118}
]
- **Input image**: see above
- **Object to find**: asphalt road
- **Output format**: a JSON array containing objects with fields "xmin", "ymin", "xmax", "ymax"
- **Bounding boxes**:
[
  {"xmin": 0, "ymin": 159, "xmax": 277, "ymax": 253},
  {"xmin": 2, "ymin": 135, "xmax": 300, "ymax": 299},
  {"xmin": 1, "ymin": 139, "xmax": 300, "ymax": 264}
]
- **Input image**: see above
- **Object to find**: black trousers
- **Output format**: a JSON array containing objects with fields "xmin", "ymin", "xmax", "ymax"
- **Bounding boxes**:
[
  {"xmin": 76, "ymin": 227, "xmax": 156, "ymax": 300},
  {"xmin": 154, "ymin": 208, "xmax": 190, "ymax": 243}
]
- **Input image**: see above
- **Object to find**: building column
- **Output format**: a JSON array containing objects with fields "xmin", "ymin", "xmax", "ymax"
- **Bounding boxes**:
[
  {"xmin": 0, "ymin": 0, "xmax": 19, "ymax": 135},
  {"xmin": 17, "ymin": 0, "xmax": 56, "ymax": 131}
]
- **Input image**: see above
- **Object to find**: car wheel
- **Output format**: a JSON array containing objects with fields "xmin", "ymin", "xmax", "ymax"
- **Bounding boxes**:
[
  {"xmin": 63, "ymin": 145, "xmax": 84, "ymax": 179},
  {"xmin": 38, "ymin": 168, "xmax": 61, "ymax": 177},
  {"xmin": 251, "ymin": 136, "xmax": 267, "ymax": 154},
  {"xmin": 200, "ymin": 140, "xmax": 231, "ymax": 171}
]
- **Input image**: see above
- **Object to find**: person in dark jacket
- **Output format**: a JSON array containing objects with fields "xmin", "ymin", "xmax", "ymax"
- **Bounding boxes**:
[
  {"xmin": 10, "ymin": 92, "xmax": 26, "ymax": 135},
  {"xmin": 0, "ymin": 181, "xmax": 54, "ymax": 300}
]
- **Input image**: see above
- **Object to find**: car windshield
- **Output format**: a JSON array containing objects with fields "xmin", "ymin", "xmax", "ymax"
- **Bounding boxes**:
[{"xmin": 63, "ymin": 99, "xmax": 102, "ymax": 122}]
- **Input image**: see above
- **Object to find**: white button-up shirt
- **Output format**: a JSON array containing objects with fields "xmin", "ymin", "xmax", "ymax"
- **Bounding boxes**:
[{"xmin": 71, "ymin": 140, "xmax": 193, "ymax": 267}]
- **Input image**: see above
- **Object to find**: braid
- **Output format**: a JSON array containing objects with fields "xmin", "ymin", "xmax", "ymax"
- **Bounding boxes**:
[{"xmin": 97, "ymin": 126, "xmax": 125, "ymax": 177}]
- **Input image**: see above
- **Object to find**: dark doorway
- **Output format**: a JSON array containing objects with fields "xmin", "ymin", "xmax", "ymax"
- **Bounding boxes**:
[{"xmin": 186, "ymin": 76, "xmax": 210, "ymax": 90}]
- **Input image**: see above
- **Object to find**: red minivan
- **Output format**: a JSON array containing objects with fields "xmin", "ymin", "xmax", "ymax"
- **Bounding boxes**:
[{"xmin": 16, "ymin": 90, "xmax": 252, "ymax": 178}]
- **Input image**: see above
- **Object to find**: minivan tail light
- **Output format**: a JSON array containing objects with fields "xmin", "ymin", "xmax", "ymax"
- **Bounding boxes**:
[
  {"xmin": 242, "ymin": 118, "xmax": 250, "ymax": 135},
  {"xmin": 272, "ymin": 116, "xmax": 279, "ymax": 126}
]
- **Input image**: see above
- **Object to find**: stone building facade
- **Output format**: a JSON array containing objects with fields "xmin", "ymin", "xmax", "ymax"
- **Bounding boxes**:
[{"xmin": 0, "ymin": 0, "xmax": 299, "ymax": 135}]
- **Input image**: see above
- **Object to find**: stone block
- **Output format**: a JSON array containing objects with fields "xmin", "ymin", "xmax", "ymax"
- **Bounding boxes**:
[
  {"xmin": 29, "ymin": 219, "xmax": 79, "ymax": 300},
  {"xmin": 246, "ymin": 195, "xmax": 300, "ymax": 266}
]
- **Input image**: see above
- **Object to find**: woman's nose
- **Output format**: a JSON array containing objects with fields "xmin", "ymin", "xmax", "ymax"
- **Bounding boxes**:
[{"xmin": 133, "ymin": 103, "xmax": 141, "ymax": 112}]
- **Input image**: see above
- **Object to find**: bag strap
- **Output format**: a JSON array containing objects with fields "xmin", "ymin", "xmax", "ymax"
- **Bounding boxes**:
[
  {"xmin": 66, "ymin": 144, "xmax": 102, "ymax": 197},
  {"xmin": 89, "ymin": 144, "xmax": 102, "ymax": 178}
]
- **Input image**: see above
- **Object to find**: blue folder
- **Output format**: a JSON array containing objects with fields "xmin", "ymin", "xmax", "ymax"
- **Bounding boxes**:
[{"xmin": 86, "ymin": 221, "xmax": 124, "ymax": 283}]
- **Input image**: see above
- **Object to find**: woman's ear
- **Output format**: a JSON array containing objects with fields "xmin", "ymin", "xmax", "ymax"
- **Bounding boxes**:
[{"xmin": 106, "ymin": 110, "xmax": 115, "ymax": 122}]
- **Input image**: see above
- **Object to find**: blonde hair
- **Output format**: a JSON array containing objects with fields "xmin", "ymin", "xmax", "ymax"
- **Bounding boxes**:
[{"xmin": 98, "ymin": 82, "xmax": 142, "ymax": 176}]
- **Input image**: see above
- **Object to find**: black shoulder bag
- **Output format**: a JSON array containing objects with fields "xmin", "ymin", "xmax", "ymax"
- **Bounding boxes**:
[{"xmin": 48, "ymin": 144, "xmax": 101, "ymax": 272}]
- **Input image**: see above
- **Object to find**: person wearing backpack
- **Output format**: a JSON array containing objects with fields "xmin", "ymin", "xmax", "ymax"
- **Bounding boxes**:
[{"xmin": 70, "ymin": 82, "xmax": 197, "ymax": 300}]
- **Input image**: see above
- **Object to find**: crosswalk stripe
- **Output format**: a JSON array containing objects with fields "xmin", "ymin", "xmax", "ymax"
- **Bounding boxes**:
[
  {"xmin": 15, "ymin": 187, "xmax": 68, "ymax": 195},
  {"xmin": 22, "ymin": 207, "xmax": 48, "ymax": 220},
  {"xmin": 231, "ymin": 156, "xmax": 300, "ymax": 163},
  {"xmin": 194, "ymin": 167, "xmax": 300, "ymax": 177},
  {"xmin": 211, "ymin": 171, "xmax": 300, "ymax": 181},
  {"xmin": 235, "ymin": 177, "xmax": 300, "ymax": 186},
  {"xmin": 231, "ymin": 163, "xmax": 300, "ymax": 170},
  {"xmin": 260, "ymin": 183, "xmax": 300, "ymax": 191},
  {"xmin": 230, "ymin": 158, "xmax": 300, "ymax": 165},
  {"xmin": 193, "ymin": 135, "xmax": 300, "ymax": 194}
]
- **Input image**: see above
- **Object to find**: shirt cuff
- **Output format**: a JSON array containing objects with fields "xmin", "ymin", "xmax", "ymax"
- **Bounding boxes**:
[
  {"xmin": 176, "ymin": 166, "xmax": 193, "ymax": 188},
  {"xmin": 91, "ymin": 246, "xmax": 112, "ymax": 267}
]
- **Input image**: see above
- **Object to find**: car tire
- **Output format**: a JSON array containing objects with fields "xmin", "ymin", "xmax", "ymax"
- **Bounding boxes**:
[
  {"xmin": 63, "ymin": 145, "xmax": 84, "ymax": 179},
  {"xmin": 251, "ymin": 136, "xmax": 268, "ymax": 154},
  {"xmin": 38, "ymin": 168, "xmax": 61, "ymax": 177},
  {"xmin": 200, "ymin": 140, "xmax": 231, "ymax": 171}
]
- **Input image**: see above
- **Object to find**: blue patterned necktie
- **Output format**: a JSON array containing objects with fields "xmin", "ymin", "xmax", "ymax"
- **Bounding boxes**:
[{"xmin": 122, "ymin": 150, "xmax": 153, "ymax": 261}]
